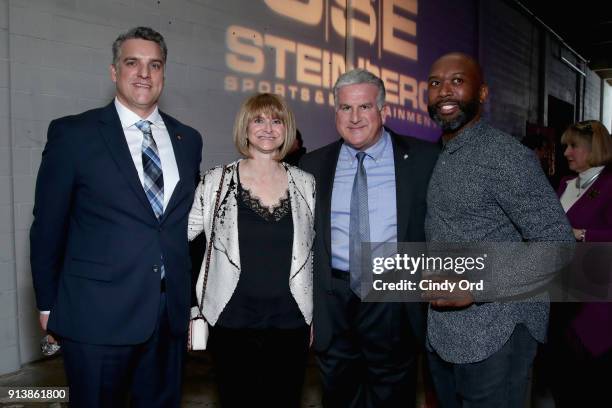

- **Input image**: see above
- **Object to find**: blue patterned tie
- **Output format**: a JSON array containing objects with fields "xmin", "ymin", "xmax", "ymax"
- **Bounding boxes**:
[
  {"xmin": 137, "ymin": 120, "xmax": 164, "ymax": 219},
  {"xmin": 349, "ymin": 151, "xmax": 370, "ymax": 298},
  {"xmin": 136, "ymin": 120, "xmax": 165, "ymax": 279}
]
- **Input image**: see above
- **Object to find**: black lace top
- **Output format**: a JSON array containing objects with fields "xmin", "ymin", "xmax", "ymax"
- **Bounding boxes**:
[
  {"xmin": 217, "ymin": 167, "xmax": 306, "ymax": 329},
  {"xmin": 238, "ymin": 184, "xmax": 291, "ymax": 222}
]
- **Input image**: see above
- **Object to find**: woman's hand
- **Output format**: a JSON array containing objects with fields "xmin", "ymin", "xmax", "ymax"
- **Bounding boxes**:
[{"xmin": 573, "ymin": 228, "xmax": 586, "ymax": 241}]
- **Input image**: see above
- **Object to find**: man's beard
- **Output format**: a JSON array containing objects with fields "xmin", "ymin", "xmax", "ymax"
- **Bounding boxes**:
[{"xmin": 428, "ymin": 98, "xmax": 480, "ymax": 133}]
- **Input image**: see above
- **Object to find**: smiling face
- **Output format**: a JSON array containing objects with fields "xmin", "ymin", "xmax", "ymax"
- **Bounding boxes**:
[
  {"xmin": 564, "ymin": 138, "xmax": 592, "ymax": 173},
  {"xmin": 247, "ymin": 113, "xmax": 286, "ymax": 157},
  {"xmin": 110, "ymin": 38, "xmax": 164, "ymax": 118},
  {"xmin": 427, "ymin": 53, "xmax": 488, "ymax": 139},
  {"xmin": 335, "ymin": 83, "xmax": 390, "ymax": 150}
]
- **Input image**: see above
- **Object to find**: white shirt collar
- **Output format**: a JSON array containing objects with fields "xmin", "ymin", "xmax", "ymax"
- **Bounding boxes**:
[
  {"xmin": 342, "ymin": 129, "xmax": 390, "ymax": 164},
  {"xmin": 114, "ymin": 97, "xmax": 163, "ymax": 130},
  {"xmin": 578, "ymin": 165, "xmax": 605, "ymax": 183}
]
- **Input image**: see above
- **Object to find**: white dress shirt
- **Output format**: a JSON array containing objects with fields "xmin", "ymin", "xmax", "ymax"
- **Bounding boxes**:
[
  {"xmin": 330, "ymin": 130, "xmax": 398, "ymax": 271},
  {"xmin": 114, "ymin": 98, "xmax": 179, "ymax": 210}
]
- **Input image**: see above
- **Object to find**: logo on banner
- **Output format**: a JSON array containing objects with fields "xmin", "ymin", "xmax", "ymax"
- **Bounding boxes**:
[{"xmin": 224, "ymin": 0, "xmax": 433, "ymax": 128}]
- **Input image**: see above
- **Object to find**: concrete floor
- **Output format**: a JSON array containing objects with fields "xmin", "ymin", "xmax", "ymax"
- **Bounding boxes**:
[
  {"xmin": 0, "ymin": 351, "xmax": 323, "ymax": 408},
  {"xmin": 0, "ymin": 350, "xmax": 558, "ymax": 408},
  {"xmin": 1, "ymin": 348, "xmax": 460, "ymax": 408}
]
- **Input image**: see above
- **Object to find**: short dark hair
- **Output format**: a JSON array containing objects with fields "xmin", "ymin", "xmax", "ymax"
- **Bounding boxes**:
[{"xmin": 112, "ymin": 26, "xmax": 167, "ymax": 66}]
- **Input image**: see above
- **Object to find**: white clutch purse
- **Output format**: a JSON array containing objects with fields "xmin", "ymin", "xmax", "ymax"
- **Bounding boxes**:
[{"xmin": 189, "ymin": 316, "xmax": 209, "ymax": 350}]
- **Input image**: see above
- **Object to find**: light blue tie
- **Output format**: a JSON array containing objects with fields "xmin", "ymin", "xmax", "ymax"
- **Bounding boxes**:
[
  {"xmin": 136, "ymin": 120, "xmax": 165, "ymax": 279},
  {"xmin": 136, "ymin": 120, "xmax": 164, "ymax": 219},
  {"xmin": 349, "ymin": 151, "xmax": 370, "ymax": 298}
]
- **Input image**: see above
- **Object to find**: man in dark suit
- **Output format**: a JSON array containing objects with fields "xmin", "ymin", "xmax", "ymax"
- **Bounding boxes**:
[
  {"xmin": 300, "ymin": 69, "xmax": 439, "ymax": 408},
  {"xmin": 30, "ymin": 26, "xmax": 202, "ymax": 407}
]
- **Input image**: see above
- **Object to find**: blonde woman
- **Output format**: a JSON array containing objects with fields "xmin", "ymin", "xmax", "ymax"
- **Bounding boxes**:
[
  {"xmin": 547, "ymin": 120, "xmax": 612, "ymax": 407},
  {"xmin": 188, "ymin": 93, "xmax": 315, "ymax": 407}
]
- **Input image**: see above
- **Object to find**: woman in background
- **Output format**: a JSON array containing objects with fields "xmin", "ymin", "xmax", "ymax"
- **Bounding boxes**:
[
  {"xmin": 549, "ymin": 119, "xmax": 612, "ymax": 407},
  {"xmin": 188, "ymin": 93, "xmax": 315, "ymax": 408}
]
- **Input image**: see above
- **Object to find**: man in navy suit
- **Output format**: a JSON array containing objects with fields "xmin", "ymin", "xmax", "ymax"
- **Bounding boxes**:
[{"xmin": 30, "ymin": 26, "xmax": 202, "ymax": 407}]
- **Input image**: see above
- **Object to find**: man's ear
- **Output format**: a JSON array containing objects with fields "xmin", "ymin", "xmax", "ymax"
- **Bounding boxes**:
[
  {"xmin": 110, "ymin": 64, "xmax": 118, "ymax": 83},
  {"xmin": 479, "ymin": 84, "xmax": 489, "ymax": 104},
  {"xmin": 380, "ymin": 104, "xmax": 391, "ymax": 124}
]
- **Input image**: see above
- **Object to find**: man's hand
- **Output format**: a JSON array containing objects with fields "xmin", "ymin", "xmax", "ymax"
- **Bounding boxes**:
[
  {"xmin": 421, "ymin": 276, "xmax": 475, "ymax": 309},
  {"xmin": 572, "ymin": 228, "xmax": 586, "ymax": 241},
  {"xmin": 428, "ymin": 292, "xmax": 474, "ymax": 308},
  {"xmin": 39, "ymin": 313, "xmax": 57, "ymax": 344}
]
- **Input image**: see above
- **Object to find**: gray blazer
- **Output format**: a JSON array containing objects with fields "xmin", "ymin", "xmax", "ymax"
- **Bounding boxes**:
[
  {"xmin": 425, "ymin": 121, "xmax": 574, "ymax": 364},
  {"xmin": 188, "ymin": 160, "xmax": 315, "ymax": 325}
]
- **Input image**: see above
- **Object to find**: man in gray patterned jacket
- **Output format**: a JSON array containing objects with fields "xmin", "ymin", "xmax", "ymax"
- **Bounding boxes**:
[{"xmin": 424, "ymin": 52, "xmax": 574, "ymax": 407}]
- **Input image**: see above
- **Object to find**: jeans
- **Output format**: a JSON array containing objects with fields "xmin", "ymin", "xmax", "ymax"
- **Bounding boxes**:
[{"xmin": 427, "ymin": 323, "xmax": 538, "ymax": 408}]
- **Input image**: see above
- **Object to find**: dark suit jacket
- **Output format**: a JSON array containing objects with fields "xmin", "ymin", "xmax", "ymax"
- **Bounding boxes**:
[
  {"xmin": 30, "ymin": 102, "xmax": 202, "ymax": 345},
  {"xmin": 300, "ymin": 128, "xmax": 439, "ymax": 351}
]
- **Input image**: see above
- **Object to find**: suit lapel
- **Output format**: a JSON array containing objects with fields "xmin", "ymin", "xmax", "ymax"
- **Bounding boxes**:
[
  {"xmin": 391, "ymin": 132, "xmax": 413, "ymax": 240},
  {"xmin": 319, "ymin": 141, "xmax": 343, "ymax": 257},
  {"xmin": 98, "ymin": 103, "xmax": 158, "ymax": 219}
]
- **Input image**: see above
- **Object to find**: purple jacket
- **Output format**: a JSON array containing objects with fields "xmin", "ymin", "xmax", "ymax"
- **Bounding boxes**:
[
  {"xmin": 557, "ymin": 165, "xmax": 612, "ymax": 242},
  {"xmin": 557, "ymin": 165, "xmax": 612, "ymax": 356}
]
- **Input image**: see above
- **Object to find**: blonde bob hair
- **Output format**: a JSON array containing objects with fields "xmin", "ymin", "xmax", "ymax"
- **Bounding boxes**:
[
  {"xmin": 233, "ymin": 93, "xmax": 296, "ymax": 160},
  {"xmin": 561, "ymin": 120, "xmax": 612, "ymax": 167}
]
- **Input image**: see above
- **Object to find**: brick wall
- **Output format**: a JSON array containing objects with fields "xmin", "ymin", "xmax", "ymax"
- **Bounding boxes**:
[
  {"xmin": 584, "ymin": 68, "xmax": 602, "ymax": 120},
  {"xmin": 547, "ymin": 43, "xmax": 579, "ymax": 110},
  {"xmin": 480, "ymin": 0, "xmax": 541, "ymax": 138},
  {"xmin": 480, "ymin": 0, "xmax": 604, "ymax": 138},
  {"xmin": 0, "ymin": 0, "xmax": 20, "ymax": 375}
]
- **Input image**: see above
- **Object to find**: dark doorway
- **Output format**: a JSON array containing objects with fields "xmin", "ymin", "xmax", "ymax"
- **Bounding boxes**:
[
  {"xmin": 547, "ymin": 95, "xmax": 575, "ymax": 190},
  {"xmin": 523, "ymin": 122, "xmax": 556, "ymax": 186}
]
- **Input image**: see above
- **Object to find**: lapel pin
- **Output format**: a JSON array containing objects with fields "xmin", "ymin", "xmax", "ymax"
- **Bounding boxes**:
[
  {"xmin": 177, "ymin": 134, "xmax": 182, "ymax": 140},
  {"xmin": 403, "ymin": 154, "xmax": 409, "ymax": 159}
]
